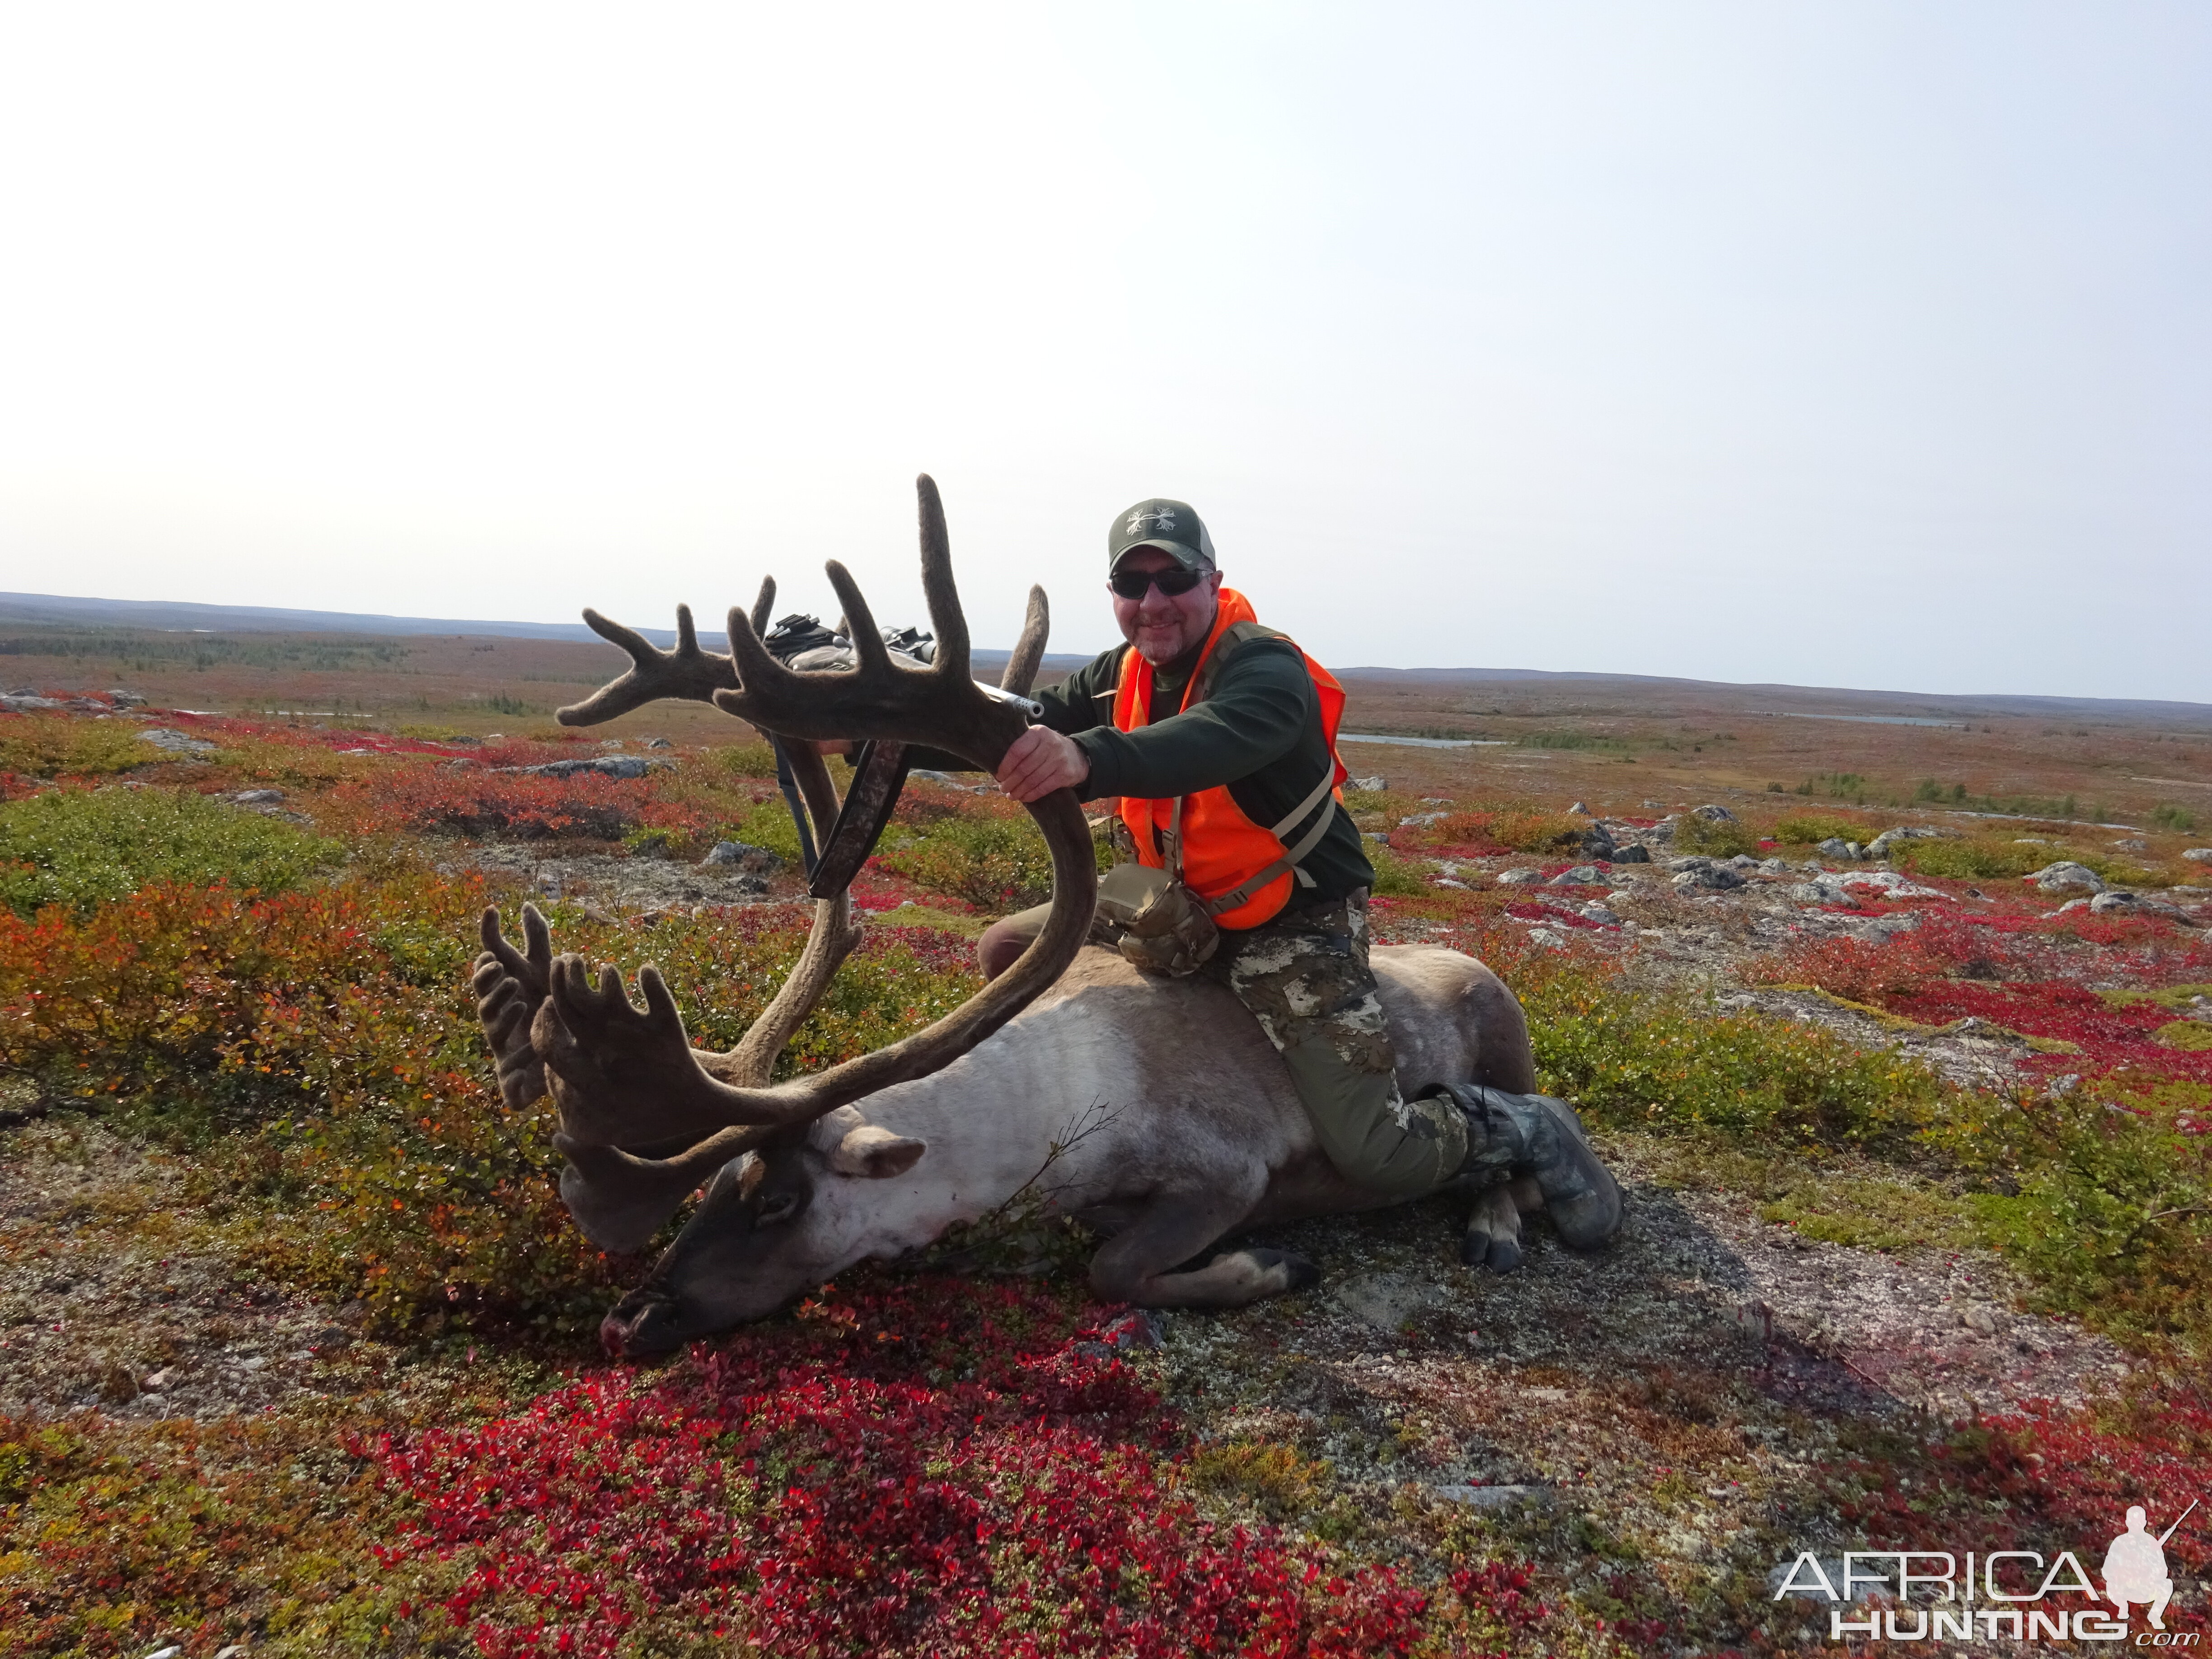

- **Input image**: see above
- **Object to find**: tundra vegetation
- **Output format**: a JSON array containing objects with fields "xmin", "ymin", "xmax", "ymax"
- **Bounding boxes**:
[{"xmin": 1, "ymin": 651, "xmax": 2210, "ymax": 1656}]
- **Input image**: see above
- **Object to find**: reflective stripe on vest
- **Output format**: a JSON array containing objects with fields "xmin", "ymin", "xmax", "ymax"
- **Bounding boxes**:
[{"xmin": 1111, "ymin": 588, "xmax": 1349, "ymax": 930}]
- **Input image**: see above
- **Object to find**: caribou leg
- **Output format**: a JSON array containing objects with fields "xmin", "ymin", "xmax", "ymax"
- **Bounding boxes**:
[
  {"xmin": 1461, "ymin": 1174, "xmax": 1545, "ymax": 1271},
  {"xmin": 1087, "ymin": 1179, "xmax": 1319, "ymax": 1310}
]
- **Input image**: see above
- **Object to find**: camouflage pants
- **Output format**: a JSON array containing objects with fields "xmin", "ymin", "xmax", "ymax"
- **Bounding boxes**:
[
  {"xmin": 981, "ymin": 886, "xmax": 1467, "ymax": 1200},
  {"xmin": 1209, "ymin": 890, "xmax": 1467, "ymax": 1200}
]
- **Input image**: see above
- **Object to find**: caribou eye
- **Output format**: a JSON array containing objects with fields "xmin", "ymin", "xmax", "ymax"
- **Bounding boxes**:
[{"xmin": 756, "ymin": 1190, "xmax": 801, "ymax": 1228}]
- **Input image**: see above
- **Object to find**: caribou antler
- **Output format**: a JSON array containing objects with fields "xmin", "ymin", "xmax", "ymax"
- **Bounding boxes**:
[
  {"xmin": 517, "ymin": 475, "xmax": 1093, "ymax": 1173},
  {"xmin": 1001, "ymin": 585, "xmax": 1050, "ymax": 699},
  {"xmin": 553, "ymin": 581, "xmax": 773, "ymax": 727},
  {"xmin": 711, "ymin": 477, "xmax": 1030, "ymax": 768}
]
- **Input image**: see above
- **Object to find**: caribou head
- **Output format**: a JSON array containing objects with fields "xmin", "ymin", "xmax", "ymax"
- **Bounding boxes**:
[{"xmin": 471, "ymin": 475, "xmax": 1097, "ymax": 1352}]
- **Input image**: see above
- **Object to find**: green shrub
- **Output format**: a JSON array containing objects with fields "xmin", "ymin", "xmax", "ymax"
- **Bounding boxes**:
[
  {"xmin": 1672, "ymin": 815, "xmax": 1761, "ymax": 859},
  {"xmin": 712, "ymin": 740, "xmax": 782, "ymax": 779},
  {"xmin": 0, "ymin": 713, "xmax": 159, "ymax": 778},
  {"xmin": 1896, "ymin": 839, "xmax": 2052, "ymax": 881},
  {"xmin": 1366, "ymin": 842, "xmax": 1426, "ymax": 897},
  {"xmin": 1773, "ymin": 813, "xmax": 1876, "ymax": 844},
  {"xmin": 879, "ymin": 813, "xmax": 1069, "ymax": 912},
  {"xmin": 2151, "ymin": 803, "xmax": 2198, "ymax": 833},
  {"xmin": 1898, "ymin": 839, "xmax": 2163, "ymax": 887},
  {"xmin": 0, "ymin": 787, "xmax": 344, "ymax": 917},
  {"xmin": 1523, "ymin": 970, "xmax": 1945, "ymax": 1147},
  {"xmin": 725, "ymin": 797, "xmax": 806, "ymax": 864}
]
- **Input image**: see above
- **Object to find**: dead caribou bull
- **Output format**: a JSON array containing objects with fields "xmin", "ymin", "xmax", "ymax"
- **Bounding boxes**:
[{"xmin": 471, "ymin": 476, "xmax": 1620, "ymax": 1356}]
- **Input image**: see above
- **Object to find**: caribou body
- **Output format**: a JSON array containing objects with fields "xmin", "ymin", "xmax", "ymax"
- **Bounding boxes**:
[{"xmin": 471, "ymin": 477, "xmax": 1615, "ymax": 1357}]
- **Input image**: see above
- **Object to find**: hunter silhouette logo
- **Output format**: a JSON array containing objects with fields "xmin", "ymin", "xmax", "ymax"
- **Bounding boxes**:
[
  {"xmin": 2105, "ymin": 1500, "xmax": 2195, "ymax": 1631},
  {"xmin": 1125, "ymin": 506, "xmax": 1177, "ymax": 537},
  {"xmin": 1772, "ymin": 1496, "xmax": 2200, "ymax": 1643}
]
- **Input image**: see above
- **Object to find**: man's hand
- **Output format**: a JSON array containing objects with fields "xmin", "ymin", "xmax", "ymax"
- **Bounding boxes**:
[{"xmin": 996, "ymin": 725, "xmax": 1089, "ymax": 802}]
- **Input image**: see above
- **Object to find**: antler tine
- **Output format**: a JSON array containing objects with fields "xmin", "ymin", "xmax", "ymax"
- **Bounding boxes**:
[
  {"xmin": 557, "ymin": 603, "xmax": 737, "ymax": 726},
  {"xmin": 553, "ymin": 1124, "xmax": 778, "ymax": 1253},
  {"xmin": 749, "ymin": 576, "xmax": 776, "ymax": 637},
  {"xmin": 915, "ymin": 474, "xmax": 971, "ymax": 684},
  {"xmin": 823, "ymin": 560, "xmax": 896, "ymax": 681},
  {"xmin": 1001, "ymin": 585, "xmax": 1050, "ymax": 695}
]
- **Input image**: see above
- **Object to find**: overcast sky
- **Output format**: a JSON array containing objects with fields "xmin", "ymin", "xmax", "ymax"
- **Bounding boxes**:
[{"xmin": 3, "ymin": 4, "xmax": 2207, "ymax": 701}]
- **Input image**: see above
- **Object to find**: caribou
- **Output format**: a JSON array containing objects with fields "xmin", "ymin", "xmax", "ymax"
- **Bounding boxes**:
[{"xmin": 472, "ymin": 477, "xmax": 1622, "ymax": 1357}]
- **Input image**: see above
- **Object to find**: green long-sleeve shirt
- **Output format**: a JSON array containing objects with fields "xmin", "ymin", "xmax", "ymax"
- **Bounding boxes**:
[{"xmin": 1036, "ymin": 636, "xmax": 1375, "ymax": 907}]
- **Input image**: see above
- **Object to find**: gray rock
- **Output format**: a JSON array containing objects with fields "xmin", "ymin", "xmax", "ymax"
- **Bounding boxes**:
[
  {"xmin": 1364, "ymin": 832, "xmax": 1390, "ymax": 844},
  {"xmin": 1431, "ymin": 1482, "xmax": 1551, "ymax": 1512},
  {"xmin": 1527, "ymin": 927, "xmax": 1567, "ymax": 947},
  {"xmin": 137, "ymin": 727, "xmax": 217, "ymax": 755},
  {"xmin": 1496, "ymin": 869, "xmax": 1542, "ymax": 885},
  {"xmin": 1759, "ymin": 857, "xmax": 1788, "ymax": 873},
  {"xmin": 2090, "ymin": 891, "xmax": 2139, "ymax": 914},
  {"xmin": 1814, "ymin": 837, "xmax": 1853, "ymax": 859},
  {"xmin": 232, "ymin": 788, "xmax": 286, "ymax": 804},
  {"xmin": 1842, "ymin": 841, "xmax": 1864, "ymax": 861},
  {"xmin": 2185, "ymin": 849, "xmax": 2212, "ymax": 863},
  {"xmin": 1608, "ymin": 843, "xmax": 1651, "ymax": 864},
  {"xmin": 1673, "ymin": 863, "xmax": 1746, "ymax": 891},
  {"xmin": 1398, "ymin": 812, "xmax": 1447, "ymax": 828},
  {"xmin": 1350, "ymin": 775, "xmax": 1387, "ymax": 792},
  {"xmin": 1579, "ymin": 904, "xmax": 1621, "ymax": 926},
  {"xmin": 1666, "ymin": 856, "xmax": 1713, "ymax": 873},
  {"xmin": 1690, "ymin": 803, "xmax": 1738, "ymax": 823},
  {"xmin": 2030, "ymin": 861, "xmax": 2105, "ymax": 894},
  {"xmin": 702, "ymin": 840, "xmax": 785, "ymax": 874},
  {"xmin": 1548, "ymin": 864, "xmax": 1607, "ymax": 886},
  {"xmin": 1726, "ymin": 853, "xmax": 1758, "ymax": 868},
  {"xmin": 1863, "ymin": 825, "xmax": 1953, "ymax": 858},
  {"xmin": 510, "ymin": 755, "xmax": 661, "ymax": 780},
  {"xmin": 1569, "ymin": 801, "xmax": 1590, "ymax": 815},
  {"xmin": 2111, "ymin": 837, "xmax": 2147, "ymax": 852},
  {"xmin": 1645, "ymin": 820, "xmax": 1677, "ymax": 844},
  {"xmin": 1788, "ymin": 881, "xmax": 1846, "ymax": 904},
  {"xmin": 107, "ymin": 689, "xmax": 146, "ymax": 707},
  {"xmin": 0, "ymin": 693, "xmax": 66, "ymax": 712},
  {"xmin": 647, "ymin": 737, "xmax": 674, "ymax": 749}
]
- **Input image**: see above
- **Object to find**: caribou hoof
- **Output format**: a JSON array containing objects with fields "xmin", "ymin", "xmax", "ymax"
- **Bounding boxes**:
[
  {"xmin": 1205, "ymin": 1246, "xmax": 1320, "ymax": 1296},
  {"xmin": 1462, "ymin": 1229, "xmax": 1524, "ymax": 1273},
  {"xmin": 600, "ymin": 1289, "xmax": 686, "ymax": 1360}
]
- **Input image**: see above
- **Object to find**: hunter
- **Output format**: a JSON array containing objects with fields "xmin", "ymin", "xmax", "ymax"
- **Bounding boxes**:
[{"xmin": 966, "ymin": 497, "xmax": 1607, "ymax": 1213}]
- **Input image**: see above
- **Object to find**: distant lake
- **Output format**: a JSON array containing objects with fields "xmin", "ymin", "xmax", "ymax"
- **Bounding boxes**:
[
  {"xmin": 1339, "ymin": 733, "xmax": 1511, "ymax": 748},
  {"xmin": 1776, "ymin": 712, "xmax": 1966, "ymax": 729}
]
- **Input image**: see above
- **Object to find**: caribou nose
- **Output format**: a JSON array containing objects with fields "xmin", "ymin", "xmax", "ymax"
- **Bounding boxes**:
[{"xmin": 600, "ymin": 1290, "xmax": 683, "ymax": 1359}]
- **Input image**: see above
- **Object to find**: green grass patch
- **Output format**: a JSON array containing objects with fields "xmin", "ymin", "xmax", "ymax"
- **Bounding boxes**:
[
  {"xmin": 0, "ymin": 787, "xmax": 344, "ymax": 917},
  {"xmin": 0, "ymin": 712, "xmax": 162, "ymax": 779}
]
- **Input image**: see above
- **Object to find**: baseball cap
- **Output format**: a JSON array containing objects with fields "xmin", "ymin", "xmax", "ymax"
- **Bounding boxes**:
[{"xmin": 1108, "ymin": 498, "xmax": 1216, "ymax": 574}]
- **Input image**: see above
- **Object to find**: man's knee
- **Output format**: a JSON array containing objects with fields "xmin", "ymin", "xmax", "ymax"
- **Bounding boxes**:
[
  {"xmin": 1281, "ymin": 1036, "xmax": 1460, "ymax": 1200},
  {"xmin": 976, "ymin": 917, "xmax": 1030, "ymax": 981}
]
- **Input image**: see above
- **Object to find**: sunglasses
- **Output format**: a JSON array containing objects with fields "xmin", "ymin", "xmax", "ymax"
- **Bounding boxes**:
[{"xmin": 1109, "ymin": 566, "xmax": 1206, "ymax": 600}]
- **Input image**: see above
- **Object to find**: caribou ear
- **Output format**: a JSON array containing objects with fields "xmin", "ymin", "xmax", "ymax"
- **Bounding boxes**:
[{"xmin": 829, "ymin": 1125, "xmax": 927, "ymax": 1179}]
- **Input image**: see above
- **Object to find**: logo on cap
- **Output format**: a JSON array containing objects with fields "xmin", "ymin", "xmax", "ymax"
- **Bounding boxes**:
[{"xmin": 1125, "ymin": 506, "xmax": 1178, "ymax": 537}]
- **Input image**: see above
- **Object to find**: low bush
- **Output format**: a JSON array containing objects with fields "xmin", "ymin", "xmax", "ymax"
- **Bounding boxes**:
[
  {"xmin": 319, "ymin": 765, "xmax": 650, "ymax": 841},
  {"xmin": 1772, "ymin": 812, "xmax": 1877, "ymax": 844},
  {"xmin": 708, "ymin": 738, "xmax": 782, "ymax": 779},
  {"xmin": 879, "ymin": 811, "xmax": 1074, "ymax": 913},
  {"xmin": 0, "ymin": 787, "xmax": 343, "ymax": 917},
  {"xmin": 1671, "ymin": 815, "xmax": 1761, "ymax": 859},
  {"xmin": 0, "ymin": 712, "xmax": 159, "ymax": 780},
  {"xmin": 1423, "ymin": 807, "xmax": 1579, "ymax": 855}
]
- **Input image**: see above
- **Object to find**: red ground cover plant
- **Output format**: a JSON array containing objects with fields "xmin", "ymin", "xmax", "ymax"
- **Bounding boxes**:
[
  {"xmin": 317, "ymin": 763, "xmax": 659, "ymax": 840},
  {"xmin": 364, "ymin": 1278, "xmax": 1537, "ymax": 1658},
  {"xmin": 1806, "ymin": 1381, "xmax": 2212, "ymax": 1642}
]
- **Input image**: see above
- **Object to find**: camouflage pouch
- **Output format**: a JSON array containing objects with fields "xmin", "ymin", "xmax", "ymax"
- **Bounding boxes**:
[{"xmin": 1095, "ymin": 860, "xmax": 1220, "ymax": 977}]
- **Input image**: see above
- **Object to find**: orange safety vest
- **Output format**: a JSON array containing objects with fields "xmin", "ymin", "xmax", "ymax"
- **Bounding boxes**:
[{"xmin": 1111, "ymin": 588, "xmax": 1349, "ymax": 930}]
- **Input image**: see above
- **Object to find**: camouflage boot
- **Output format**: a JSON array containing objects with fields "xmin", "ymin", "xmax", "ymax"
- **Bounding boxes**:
[{"xmin": 1435, "ymin": 1083, "xmax": 1623, "ymax": 1251}]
